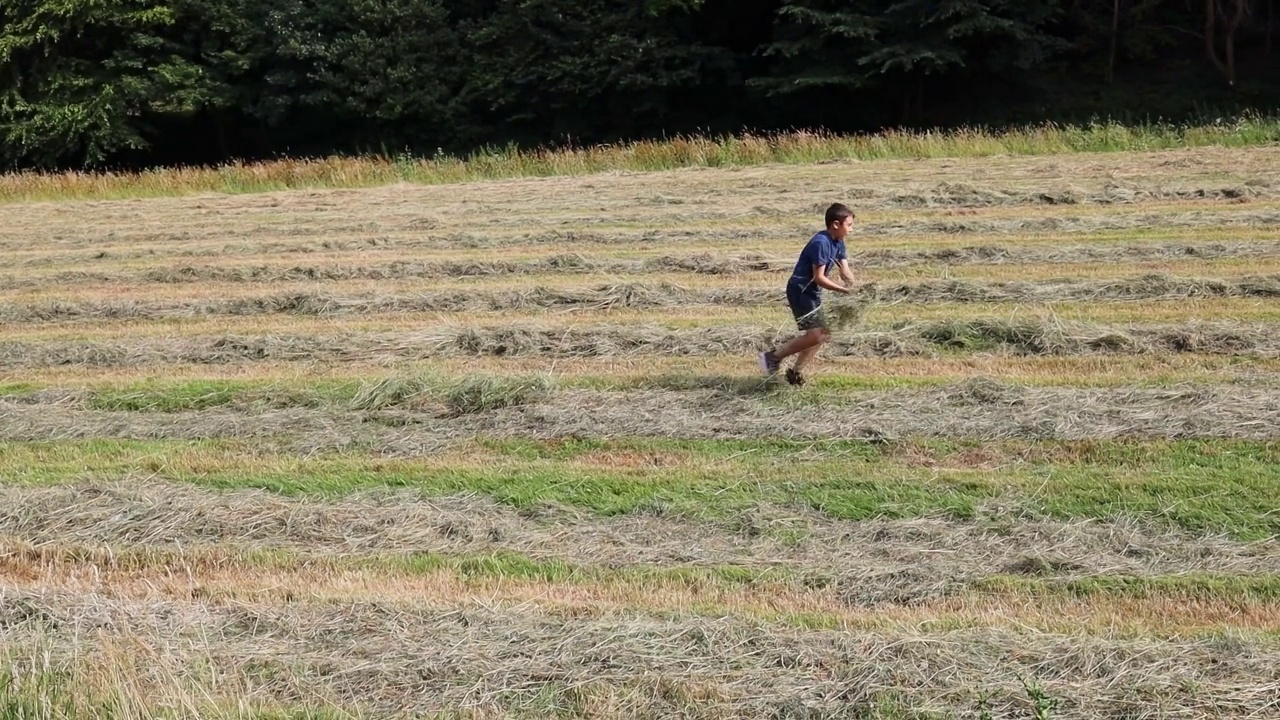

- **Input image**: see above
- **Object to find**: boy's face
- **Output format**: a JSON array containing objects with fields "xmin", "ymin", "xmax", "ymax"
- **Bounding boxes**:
[{"xmin": 828, "ymin": 216, "xmax": 855, "ymax": 241}]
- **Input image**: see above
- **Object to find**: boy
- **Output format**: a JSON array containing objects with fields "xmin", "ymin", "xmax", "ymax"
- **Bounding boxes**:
[{"xmin": 759, "ymin": 202, "xmax": 857, "ymax": 386}]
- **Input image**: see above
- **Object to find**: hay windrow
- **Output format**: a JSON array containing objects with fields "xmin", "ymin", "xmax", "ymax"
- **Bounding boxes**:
[
  {"xmin": 874, "ymin": 180, "xmax": 1279, "ymax": 208},
  {"xmin": 1, "ymin": 483, "xmax": 1274, "ymax": 580},
  {"xmin": 9, "ymin": 239, "xmax": 1280, "ymax": 290},
  {"xmin": 4, "ymin": 381, "xmax": 1280, "ymax": 443},
  {"xmin": 10, "ymin": 238, "xmax": 1280, "ymax": 288},
  {"xmin": 346, "ymin": 372, "xmax": 556, "ymax": 415},
  {"xmin": 1, "ymin": 320, "xmax": 1276, "ymax": 369},
  {"xmin": 3, "ymin": 591, "xmax": 1278, "ymax": 719},
  {"xmin": 4, "ymin": 274, "xmax": 1279, "ymax": 322},
  {"xmin": 10, "ymin": 208, "xmax": 1280, "ymax": 271},
  {"xmin": 441, "ymin": 374, "xmax": 554, "ymax": 415}
]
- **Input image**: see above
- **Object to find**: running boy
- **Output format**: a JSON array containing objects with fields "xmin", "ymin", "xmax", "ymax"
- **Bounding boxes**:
[{"xmin": 759, "ymin": 202, "xmax": 857, "ymax": 386}]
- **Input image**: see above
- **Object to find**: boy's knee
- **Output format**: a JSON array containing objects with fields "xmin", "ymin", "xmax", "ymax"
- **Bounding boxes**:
[{"xmin": 809, "ymin": 328, "xmax": 830, "ymax": 343}]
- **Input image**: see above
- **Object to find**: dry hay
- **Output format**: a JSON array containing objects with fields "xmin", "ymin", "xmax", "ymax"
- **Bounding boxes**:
[
  {"xmin": 824, "ymin": 295, "xmax": 873, "ymax": 333},
  {"xmin": 5, "ymin": 240, "xmax": 1280, "ymax": 292},
  {"xmin": 5, "ymin": 241, "xmax": 1280, "ymax": 293},
  {"xmin": 873, "ymin": 179, "xmax": 1278, "ymax": 209},
  {"xmin": 1, "ymin": 319, "xmax": 1276, "ymax": 371},
  {"xmin": 864, "ymin": 209, "xmax": 1280, "ymax": 238},
  {"xmin": 1, "ymin": 483, "xmax": 1274, "ymax": 583},
  {"xmin": 9, "ymin": 207, "xmax": 1280, "ymax": 274},
  {"xmin": 4, "ymin": 380, "xmax": 1280, "ymax": 444},
  {"xmin": 3, "ymin": 590, "xmax": 1277, "ymax": 719},
  {"xmin": 0, "ymin": 253, "xmax": 778, "ymax": 296},
  {"xmin": 451, "ymin": 382, "xmax": 1280, "ymax": 442},
  {"xmin": 440, "ymin": 373, "xmax": 554, "ymax": 415},
  {"xmin": 862, "ymin": 273, "xmax": 1280, "ymax": 305},
  {"xmin": 349, "ymin": 375, "xmax": 436, "ymax": 411},
  {"xmin": 4, "ymin": 275, "xmax": 1278, "ymax": 322},
  {"xmin": 344, "ymin": 365, "xmax": 555, "ymax": 414}
]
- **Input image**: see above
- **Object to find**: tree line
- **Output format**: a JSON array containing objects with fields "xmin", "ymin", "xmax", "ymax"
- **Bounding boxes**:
[{"xmin": 2, "ymin": 0, "xmax": 1277, "ymax": 170}]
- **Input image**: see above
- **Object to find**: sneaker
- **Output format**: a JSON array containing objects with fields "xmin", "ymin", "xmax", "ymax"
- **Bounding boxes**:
[
  {"xmin": 785, "ymin": 368, "xmax": 806, "ymax": 387},
  {"xmin": 758, "ymin": 351, "xmax": 780, "ymax": 376}
]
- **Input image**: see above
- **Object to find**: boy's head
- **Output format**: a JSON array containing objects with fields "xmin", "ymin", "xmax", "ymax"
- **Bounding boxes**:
[{"xmin": 824, "ymin": 203, "xmax": 856, "ymax": 240}]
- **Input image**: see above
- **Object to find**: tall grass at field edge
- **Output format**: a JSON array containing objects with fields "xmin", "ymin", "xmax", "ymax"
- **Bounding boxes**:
[{"xmin": 3, "ymin": 115, "xmax": 1278, "ymax": 203}]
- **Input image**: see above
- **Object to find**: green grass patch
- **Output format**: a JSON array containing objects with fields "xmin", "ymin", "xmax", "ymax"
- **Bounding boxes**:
[
  {"xmin": 978, "ymin": 573, "xmax": 1280, "ymax": 602},
  {"xmin": 78, "ymin": 374, "xmax": 555, "ymax": 414},
  {"xmin": 9, "ymin": 358, "xmax": 1277, "ymax": 419},
  {"xmin": 90, "ymin": 379, "xmax": 255, "ymax": 412},
  {"xmin": 3, "ymin": 115, "xmax": 1279, "ymax": 203},
  {"xmin": 0, "ymin": 383, "xmax": 36, "ymax": 397},
  {"xmin": 87, "ymin": 379, "xmax": 354, "ymax": 412},
  {"xmin": 1, "ymin": 438, "xmax": 1277, "ymax": 539}
]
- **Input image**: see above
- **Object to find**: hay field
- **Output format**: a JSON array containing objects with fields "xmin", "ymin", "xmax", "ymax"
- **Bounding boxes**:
[{"xmin": 1, "ymin": 145, "xmax": 1279, "ymax": 718}]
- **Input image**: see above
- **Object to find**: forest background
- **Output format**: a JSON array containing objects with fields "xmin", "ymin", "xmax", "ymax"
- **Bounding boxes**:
[{"xmin": 1, "ymin": 0, "xmax": 1277, "ymax": 170}]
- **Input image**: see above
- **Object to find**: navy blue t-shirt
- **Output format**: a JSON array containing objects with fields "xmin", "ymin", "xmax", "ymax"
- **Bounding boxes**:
[{"xmin": 788, "ymin": 230, "xmax": 846, "ymax": 294}]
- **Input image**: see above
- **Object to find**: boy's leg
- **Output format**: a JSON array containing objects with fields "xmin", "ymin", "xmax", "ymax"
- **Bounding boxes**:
[
  {"xmin": 774, "ymin": 328, "xmax": 827, "ymax": 360},
  {"xmin": 761, "ymin": 292, "xmax": 829, "ymax": 376},
  {"xmin": 792, "ymin": 342, "xmax": 823, "ymax": 371}
]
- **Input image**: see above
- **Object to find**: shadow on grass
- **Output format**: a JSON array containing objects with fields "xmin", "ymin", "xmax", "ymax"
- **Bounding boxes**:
[{"xmin": 633, "ymin": 373, "xmax": 787, "ymax": 397}]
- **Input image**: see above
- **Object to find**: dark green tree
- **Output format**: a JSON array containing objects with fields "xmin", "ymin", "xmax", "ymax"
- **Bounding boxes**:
[
  {"xmin": 268, "ymin": 0, "xmax": 465, "ymax": 153},
  {"xmin": 0, "ymin": 0, "xmax": 209, "ymax": 167},
  {"xmin": 455, "ymin": 0, "xmax": 733, "ymax": 144},
  {"xmin": 758, "ymin": 0, "xmax": 1064, "ymax": 121}
]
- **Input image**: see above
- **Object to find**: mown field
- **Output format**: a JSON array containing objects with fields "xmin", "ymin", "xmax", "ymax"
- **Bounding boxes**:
[{"xmin": 1, "ymin": 143, "xmax": 1279, "ymax": 718}]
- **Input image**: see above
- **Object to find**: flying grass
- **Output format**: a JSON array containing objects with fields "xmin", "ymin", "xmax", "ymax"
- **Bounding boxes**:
[{"xmin": 826, "ymin": 294, "xmax": 874, "ymax": 334}]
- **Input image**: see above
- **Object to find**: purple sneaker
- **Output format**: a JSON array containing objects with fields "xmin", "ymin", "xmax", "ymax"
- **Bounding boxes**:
[{"xmin": 758, "ymin": 351, "xmax": 780, "ymax": 376}]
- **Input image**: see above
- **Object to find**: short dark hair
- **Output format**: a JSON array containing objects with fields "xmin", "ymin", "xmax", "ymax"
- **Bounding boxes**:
[{"xmin": 825, "ymin": 202, "xmax": 855, "ymax": 227}]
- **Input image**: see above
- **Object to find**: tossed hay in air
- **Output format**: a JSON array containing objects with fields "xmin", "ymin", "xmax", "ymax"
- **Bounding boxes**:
[{"xmin": 825, "ymin": 294, "xmax": 874, "ymax": 334}]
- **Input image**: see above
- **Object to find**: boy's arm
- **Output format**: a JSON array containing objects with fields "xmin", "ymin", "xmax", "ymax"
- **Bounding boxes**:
[
  {"xmin": 837, "ymin": 258, "xmax": 856, "ymax": 286},
  {"xmin": 812, "ymin": 262, "xmax": 850, "ymax": 293}
]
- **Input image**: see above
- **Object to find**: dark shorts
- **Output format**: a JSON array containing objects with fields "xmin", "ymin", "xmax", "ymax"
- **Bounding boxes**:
[{"xmin": 786, "ymin": 283, "xmax": 827, "ymax": 331}]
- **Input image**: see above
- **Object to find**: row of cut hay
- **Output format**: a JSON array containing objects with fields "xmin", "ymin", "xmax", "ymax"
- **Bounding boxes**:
[
  {"xmin": 858, "ymin": 180, "xmax": 1275, "ymax": 210},
  {"xmin": 4, "ymin": 115, "xmax": 1279, "ymax": 203},
  {"xmin": 5, "ymin": 380, "xmax": 1280, "ymax": 443},
  {"xmin": 1, "ymin": 320, "xmax": 1276, "ymax": 368},
  {"xmin": 11, "ymin": 209, "xmax": 1280, "ymax": 267},
  {"xmin": 3, "ymin": 582, "xmax": 1280, "ymax": 717},
  {"xmin": 7, "ymin": 240, "xmax": 1280, "ymax": 291},
  {"xmin": 3, "ymin": 275, "xmax": 1277, "ymax": 322},
  {"xmin": 3, "ymin": 482, "xmax": 1274, "ymax": 575},
  {"xmin": 350, "ymin": 373, "xmax": 552, "ymax": 415},
  {"xmin": 3, "ymin": 539, "xmax": 1278, "ymax": 621}
]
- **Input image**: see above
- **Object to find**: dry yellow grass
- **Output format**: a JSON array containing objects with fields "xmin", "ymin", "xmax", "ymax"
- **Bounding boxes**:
[
  {"xmin": 6, "ymin": 353, "xmax": 1277, "ymax": 389},
  {"xmin": 2, "ymin": 145, "xmax": 1278, "ymax": 253},
  {"xmin": 5, "ymin": 257, "xmax": 1279, "ymax": 305},
  {"xmin": 5, "ymin": 542, "xmax": 1275, "ymax": 638},
  {"xmin": 2, "ymin": 296, "xmax": 1277, "ymax": 345}
]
